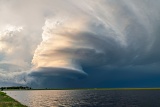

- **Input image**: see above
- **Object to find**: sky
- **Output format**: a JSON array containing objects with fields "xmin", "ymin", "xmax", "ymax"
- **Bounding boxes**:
[{"xmin": 0, "ymin": 0, "xmax": 160, "ymax": 88}]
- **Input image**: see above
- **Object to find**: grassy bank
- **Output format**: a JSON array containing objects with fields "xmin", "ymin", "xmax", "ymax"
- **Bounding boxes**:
[{"xmin": 0, "ymin": 91, "xmax": 27, "ymax": 107}]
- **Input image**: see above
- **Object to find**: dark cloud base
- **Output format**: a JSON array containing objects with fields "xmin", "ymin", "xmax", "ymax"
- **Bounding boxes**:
[{"xmin": 27, "ymin": 65, "xmax": 160, "ymax": 88}]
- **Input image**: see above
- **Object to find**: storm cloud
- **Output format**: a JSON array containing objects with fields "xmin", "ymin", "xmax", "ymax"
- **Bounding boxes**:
[{"xmin": 1, "ymin": 0, "xmax": 160, "ymax": 88}]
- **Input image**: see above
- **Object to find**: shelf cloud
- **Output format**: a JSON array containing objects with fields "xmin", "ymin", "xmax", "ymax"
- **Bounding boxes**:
[{"xmin": 1, "ymin": 0, "xmax": 160, "ymax": 88}]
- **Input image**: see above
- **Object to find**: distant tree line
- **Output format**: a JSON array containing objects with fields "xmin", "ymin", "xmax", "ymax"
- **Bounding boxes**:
[{"xmin": 0, "ymin": 86, "xmax": 32, "ymax": 91}]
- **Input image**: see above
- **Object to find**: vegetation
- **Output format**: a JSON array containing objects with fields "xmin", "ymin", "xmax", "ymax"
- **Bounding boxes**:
[
  {"xmin": 32, "ymin": 88, "xmax": 160, "ymax": 90},
  {"xmin": 0, "ymin": 91, "xmax": 27, "ymax": 107},
  {"xmin": 1, "ymin": 86, "xmax": 31, "ymax": 91}
]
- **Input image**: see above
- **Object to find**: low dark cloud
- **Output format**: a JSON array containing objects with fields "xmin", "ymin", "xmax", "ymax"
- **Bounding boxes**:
[{"xmin": 30, "ymin": 67, "xmax": 87, "ymax": 79}]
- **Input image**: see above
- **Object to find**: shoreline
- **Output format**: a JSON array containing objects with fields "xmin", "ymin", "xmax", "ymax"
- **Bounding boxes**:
[
  {"xmin": 34, "ymin": 88, "xmax": 160, "ymax": 90},
  {"xmin": 3, "ymin": 88, "xmax": 160, "ymax": 91},
  {"xmin": 0, "ymin": 91, "xmax": 27, "ymax": 107}
]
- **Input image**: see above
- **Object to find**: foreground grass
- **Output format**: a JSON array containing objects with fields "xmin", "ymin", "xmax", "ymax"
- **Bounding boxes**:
[{"xmin": 0, "ymin": 91, "xmax": 27, "ymax": 107}]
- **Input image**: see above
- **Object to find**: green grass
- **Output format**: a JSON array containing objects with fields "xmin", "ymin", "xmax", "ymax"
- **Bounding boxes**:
[{"xmin": 0, "ymin": 91, "xmax": 27, "ymax": 107}]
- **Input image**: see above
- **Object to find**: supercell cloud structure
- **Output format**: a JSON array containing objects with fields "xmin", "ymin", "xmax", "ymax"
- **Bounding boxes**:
[{"xmin": 0, "ymin": 0, "xmax": 160, "ymax": 88}]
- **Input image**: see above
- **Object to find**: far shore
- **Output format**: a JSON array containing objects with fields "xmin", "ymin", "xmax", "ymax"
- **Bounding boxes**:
[
  {"xmin": 3, "ymin": 88, "xmax": 160, "ymax": 91},
  {"xmin": 33, "ymin": 88, "xmax": 160, "ymax": 90}
]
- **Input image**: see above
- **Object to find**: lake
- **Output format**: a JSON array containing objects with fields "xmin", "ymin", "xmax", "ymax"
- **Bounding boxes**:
[{"xmin": 5, "ymin": 90, "xmax": 160, "ymax": 107}]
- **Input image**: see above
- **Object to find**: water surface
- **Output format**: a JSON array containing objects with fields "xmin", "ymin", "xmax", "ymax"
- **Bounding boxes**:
[{"xmin": 5, "ymin": 90, "xmax": 160, "ymax": 107}]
